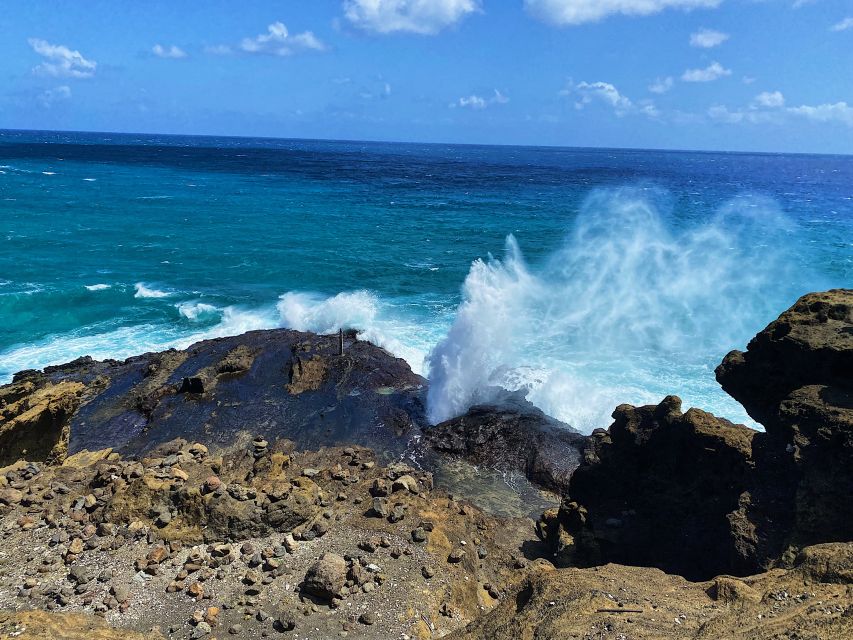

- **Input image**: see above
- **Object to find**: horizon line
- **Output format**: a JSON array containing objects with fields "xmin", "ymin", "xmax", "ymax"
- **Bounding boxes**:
[{"xmin": 1, "ymin": 127, "xmax": 850, "ymax": 160}]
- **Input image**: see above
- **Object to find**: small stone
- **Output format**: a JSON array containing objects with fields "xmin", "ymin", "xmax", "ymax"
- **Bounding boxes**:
[
  {"xmin": 422, "ymin": 566, "xmax": 435, "ymax": 579},
  {"xmin": 228, "ymin": 624, "xmax": 243, "ymax": 635},
  {"xmin": 359, "ymin": 612, "xmax": 376, "ymax": 625},
  {"xmin": 203, "ymin": 476, "xmax": 221, "ymax": 494},
  {"xmin": 150, "ymin": 544, "xmax": 171, "ymax": 563},
  {"xmin": 448, "ymin": 548, "xmax": 465, "ymax": 563},
  {"xmin": 274, "ymin": 611, "xmax": 296, "ymax": 631},
  {"xmin": 302, "ymin": 468, "xmax": 320, "ymax": 478},
  {"xmin": 411, "ymin": 528, "xmax": 427, "ymax": 543},
  {"xmin": 191, "ymin": 621, "xmax": 211, "ymax": 638},
  {"xmin": 187, "ymin": 582, "xmax": 204, "ymax": 600},
  {"xmin": 392, "ymin": 475, "xmax": 419, "ymax": 494},
  {"xmin": 368, "ymin": 497, "xmax": 388, "ymax": 518},
  {"xmin": 111, "ymin": 585, "xmax": 130, "ymax": 602}
]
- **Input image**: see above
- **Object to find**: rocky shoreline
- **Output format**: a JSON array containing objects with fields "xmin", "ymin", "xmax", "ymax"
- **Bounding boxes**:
[{"xmin": 0, "ymin": 289, "xmax": 851, "ymax": 639}]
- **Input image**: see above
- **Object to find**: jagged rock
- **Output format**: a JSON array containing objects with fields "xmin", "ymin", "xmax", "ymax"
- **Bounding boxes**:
[
  {"xmin": 0, "ymin": 380, "xmax": 85, "ymax": 466},
  {"xmin": 717, "ymin": 289, "xmax": 853, "ymax": 557},
  {"xmin": 548, "ymin": 395, "xmax": 755, "ymax": 579},
  {"xmin": 551, "ymin": 290, "xmax": 853, "ymax": 580}
]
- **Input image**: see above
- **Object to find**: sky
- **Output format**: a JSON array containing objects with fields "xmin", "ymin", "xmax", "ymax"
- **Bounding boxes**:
[{"xmin": 1, "ymin": 0, "xmax": 852, "ymax": 153}]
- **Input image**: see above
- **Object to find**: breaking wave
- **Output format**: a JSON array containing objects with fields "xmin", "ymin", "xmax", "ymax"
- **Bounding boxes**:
[{"xmin": 426, "ymin": 188, "xmax": 811, "ymax": 432}]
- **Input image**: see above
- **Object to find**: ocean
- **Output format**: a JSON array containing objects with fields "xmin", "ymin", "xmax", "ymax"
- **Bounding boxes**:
[{"xmin": 1, "ymin": 129, "xmax": 851, "ymax": 432}]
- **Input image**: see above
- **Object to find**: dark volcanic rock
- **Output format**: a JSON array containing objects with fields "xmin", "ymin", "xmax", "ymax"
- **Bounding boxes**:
[
  {"xmin": 1, "ymin": 329, "xmax": 426, "ymax": 460},
  {"xmin": 717, "ymin": 289, "xmax": 853, "ymax": 560},
  {"xmin": 551, "ymin": 290, "xmax": 853, "ymax": 580},
  {"xmin": 546, "ymin": 396, "xmax": 756, "ymax": 580},
  {"xmin": 426, "ymin": 398, "xmax": 585, "ymax": 493}
]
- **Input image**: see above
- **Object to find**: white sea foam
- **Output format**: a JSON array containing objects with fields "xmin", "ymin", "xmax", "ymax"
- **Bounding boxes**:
[
  {"xmin": 277, "ymin": 291, "xmax": 430, "ymax": 374},
  {"xmin": 426, "ymin": 188, "xmax": 807, "ymax": 432},
  {"xmin": 134, "ymin": 282, "xmax": 172, "ymax": 299},
  {"xmin": 42, "ymin": 171, "xmax": 56, "ymax": 176},
  {"xmin": 176, "ymin": 301, "xmax": 222, "ymax": 321},
  {"xmin": 84, "ymin": 283, "xmax": 111, "ymax": 291},
  {"xmin": 83, "ymin": 178, "xmax": 97, "ymax": 182}
]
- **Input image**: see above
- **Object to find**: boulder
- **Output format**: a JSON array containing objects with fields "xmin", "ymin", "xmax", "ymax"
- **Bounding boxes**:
[
  {"xmin": 547, "ymin": 395, "xmax": 756, "ymax": 579},
  {"xmin": 426, "ymin": 397, "xmax": 585, "ymax": 493},
  {"xmin": 303, "ymin": 552, "xmax": 347, "ymax": 601}
]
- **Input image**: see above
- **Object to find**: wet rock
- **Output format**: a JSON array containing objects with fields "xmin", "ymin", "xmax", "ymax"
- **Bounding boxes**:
[
  {"xmin": 427, "ymin": 396, "xmax": 585, "ymax": 493},
  {"xmin": 179, "ymin": 377, "xmax": 204, "ymax": 394}
]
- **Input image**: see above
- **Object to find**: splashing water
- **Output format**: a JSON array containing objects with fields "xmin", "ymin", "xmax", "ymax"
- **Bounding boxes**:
[{"xmin": 426, "ymin": 188, "xmax": 810, "ymax": 432}]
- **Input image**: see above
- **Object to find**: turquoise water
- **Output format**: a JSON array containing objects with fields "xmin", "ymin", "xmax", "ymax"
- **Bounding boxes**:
[{"xmin": 1, "ymin": 130, "xmax": 851, "ymax": 431}]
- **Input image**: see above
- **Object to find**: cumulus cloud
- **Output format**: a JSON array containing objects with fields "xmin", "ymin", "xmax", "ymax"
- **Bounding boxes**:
[
  {"xmin": 788, "ymin": 102, "xmax": 853, "ymax": 126},
  {"xmin": 450, "ymin": 89, "xmax": 509, "ymax": 109},
  {"xmin": 560, "ymin": 80, "xmax": 658, "ymax": 118},
  {"xmin": 752, "ymin": 91, "xmax": 785, "ymax": 109},
  {"xmin": 690, "ymin": 28, "xmax": 728, "ymax": 48},
  {"xmin": 830, "ymin": 17, "xmax": 853, "ymax": 32},
  {"xmin": 38, "ymin": 85, "xmax": 71, "ymax": 108},
  {"xmin": 681, "ymin": 61, "xmax": 731, "ymax": 82},
  {"xmin": 524, "ymin": 0, "xmax": 721, "ymax": 26},
  {"xmin": 344, "ymin": 0, "xmax": 478, "ymax": 35},
  {"xmin": 648, "ymin": 76, "xmax": 674, "ymax": 94},
  {"xmin": 28, "ymin": 38, "xmax": 96, "ymax": 78},
  {"xmin": 239, "ymin": 22, "xmax": 326, "ymax": 56},
  {"xmin": 152, "ymin": 44, "xmax": 187, "ymax": 59},
  {"xmin": 709, "ymin": 93, "xmax": 853, "ymax": 128}
]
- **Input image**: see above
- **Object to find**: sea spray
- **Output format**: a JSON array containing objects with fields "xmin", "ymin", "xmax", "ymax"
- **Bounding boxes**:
[{"xmin": 426, "ymin": 188, "xmax": 809, "ymax": 432}]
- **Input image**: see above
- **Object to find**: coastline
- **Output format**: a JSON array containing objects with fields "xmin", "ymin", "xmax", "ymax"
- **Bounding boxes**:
[{"xmin": 0, "ymin": 289, "xmax": 850, "ymax": 638}]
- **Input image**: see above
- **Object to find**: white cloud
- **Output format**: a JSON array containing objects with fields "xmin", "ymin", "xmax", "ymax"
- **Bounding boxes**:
[
  {"xmin": 788, "ymin": 102, "xmax": 853, "ymax": 126},
  {"xmin": 689, "ymin": 28, "xmax": 728, "ymax": 48},
  {"xmin": 28, "ymin": 38, "xmax": 96, "ymax": 78},
  {"xmin": 681, "ymin": 61, "xmax": 731, "ymax": 82},
  {"xmin": 830, "ymin": 17, "xmax": 853, "ymax": 32},
  {"xmin": 152, "ymin": 44, "xmax": 187, "ymax": 59},
  {"xmin": 450, "ymin": 89, "xmax": 509, "ymax": 109},
  {"xmin": 708, "ymin": 95, "xmax": 853, "ymax": 128},
  {"xmin": 38, "ymin": 85, "xmax": 71, "ymax": 108},
  {"xmin": 648, "ymin": 76, "xmax": 674, "ymax": 94},
  {"xmin": 752, "ymin": 90, "xmax": 785, "ymax": 109},
  {"xmin": 344, "ymin": 0, "xmax": 478, "ymax": 35},
  {"xmin": 524, "ymin": 0, "xmax": 721, "ymax": 26},
  {"xmin": 561, "ymin": 80, "xmax": 659, "ymax": 118},
  {"xmin": 455, "ymin": 95, "xmax": 487, "ymax": 109},
  {"xmin": 240, "ymin": 22, "xmax": 326, "ymax": 56}
]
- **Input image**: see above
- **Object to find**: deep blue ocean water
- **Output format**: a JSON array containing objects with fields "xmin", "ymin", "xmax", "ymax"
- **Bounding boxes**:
[{"xmin": 1, "ymin": 129, "xmax": 851, "ymax": 431}]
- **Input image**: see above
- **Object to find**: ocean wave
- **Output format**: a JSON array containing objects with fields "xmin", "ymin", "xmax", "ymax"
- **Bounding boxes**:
[
  {"xmin": 84, "ymin": 284, "xmax": 111, "ymax": 291},
  {"xmin": 426, "ymin": 188, "xmax": 809, "ymax": 432},
  {"xmin": 134, "ymin": 283, "xmax": 173, "ymax": 299},
  {"xmin": 277, "ymin": 291, "xmax": 431, "ymax": 375},
  {"xmin": 176, "ymin": 301, "xmax": 222, "ymax": 321}
]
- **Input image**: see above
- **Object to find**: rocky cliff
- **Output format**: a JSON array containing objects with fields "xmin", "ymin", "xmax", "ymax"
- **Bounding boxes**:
[{"xmin": 545, "ymin": 289, "xmax": 853, "ymax": 580}]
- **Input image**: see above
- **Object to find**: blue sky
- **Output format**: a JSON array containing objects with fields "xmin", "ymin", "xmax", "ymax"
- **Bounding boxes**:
[{"xmin": 1, "ymin": 0, "xmax": 852, "ymax": 153}]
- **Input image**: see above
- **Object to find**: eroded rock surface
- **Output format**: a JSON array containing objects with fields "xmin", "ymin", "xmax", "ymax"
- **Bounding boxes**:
[
  {"xmin": 0, "ymin": 330, "xmax": 426, "ymax": 462},
  {"xmin": 542, "ymin": 396, "xmax": 757, "ymax": 579},
  {"xmin": 546, "ymin": 289, "xmax": 853, "ymax": 580},
  {"xmin": 450, "ymin": 542, "xmax": 853, "ymax": 640}
]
